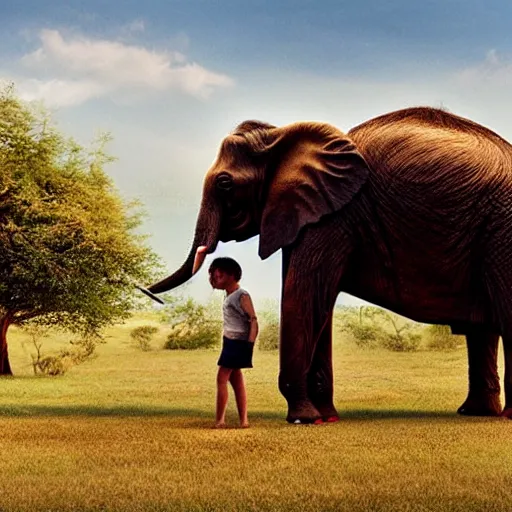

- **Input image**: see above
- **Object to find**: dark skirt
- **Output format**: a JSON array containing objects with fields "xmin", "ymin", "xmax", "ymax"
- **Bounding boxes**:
[{"xmin": 217, "ymin": 336, "xmax": 254, "ymax": 369}]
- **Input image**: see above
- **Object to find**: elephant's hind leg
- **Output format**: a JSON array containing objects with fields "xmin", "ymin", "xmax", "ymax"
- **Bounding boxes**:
[
  {"xmin": 484, "ymin": 254, "xmax": 512, "ymax": 418},
  {"xmin": 307, "ymin": 312, "xmax": 339, "ymax": 422},
  {"xmin": 457, "ymin": 329, "xmax": 502, "ymax": 416}
]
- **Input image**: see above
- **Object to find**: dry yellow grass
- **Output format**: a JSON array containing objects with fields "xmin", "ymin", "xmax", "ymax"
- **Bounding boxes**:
[{"xmin": 0, "ymin": 318, "xmax": 511, "ymax": 511}]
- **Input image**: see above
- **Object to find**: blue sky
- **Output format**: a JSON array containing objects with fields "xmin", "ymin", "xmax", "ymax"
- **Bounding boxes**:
[{"xmin": 2, "ymin": 0, "xmax": 512, "ymax": 308}]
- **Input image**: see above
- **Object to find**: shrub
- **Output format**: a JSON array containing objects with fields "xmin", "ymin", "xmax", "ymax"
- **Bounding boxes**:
[
  {"xmin": 425, "ymin": 324, "xmax": 464, "ymax": 351},
  {"xmin": 162, "ymin": 298, "xmax": 222, "ymax": 350},
  {"xmin": 337, "ymin": 306, "xmax": 421, "ymax": 351},
  {"xmin": 257, "ymin": 301, "xmax": 280, "ymax": 351},
  {"xmin": 380, "ymin": 331, "xmax": 422, "ymax": 352},
  {"xmin": 164, "ymin": 323, "xmax": 220, "ymax": 350},
  {"xmin": 340, "ymin": 319, "xmax": 384, "ymax": 349},
  {"xmin": 67, "ymin": 335, "xmax": 99, "ymax": 362},
  {"xmin": 348, "ymin": 322, "xmax": 380, "ymax": 348},
  {"xmin": 130, "ymin": 325, "xmax": 159, "ymax": 351},
  {"xmin": 34, "ymin": 355, "xmax": 73, "ymax": 376},
  {"xmin": 337, "ymin": 307, "xmax": 384, "ymax": 349},
  {"xmin": 258, "ymin": 320, "xmax": 280, "ymax": 351},
  {"xmin": 26, "ymin": 326, "xmax": 100, "ymax": 376}
]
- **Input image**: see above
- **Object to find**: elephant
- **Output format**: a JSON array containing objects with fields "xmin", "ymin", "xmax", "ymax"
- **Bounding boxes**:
[{"xmin": 148, "ymin": 107, "xmax": 511, "ymax": 423}]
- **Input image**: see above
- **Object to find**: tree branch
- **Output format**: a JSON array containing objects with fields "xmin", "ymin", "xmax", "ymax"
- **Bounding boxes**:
[{"xmin": 13, "ymin": 311, "xmax": 38, "ymax": 323}]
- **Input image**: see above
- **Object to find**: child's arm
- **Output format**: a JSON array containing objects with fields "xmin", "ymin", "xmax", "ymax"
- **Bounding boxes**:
[{"xmin": 240, "ymin": 294, "xmax": 259, "ymax": 343}]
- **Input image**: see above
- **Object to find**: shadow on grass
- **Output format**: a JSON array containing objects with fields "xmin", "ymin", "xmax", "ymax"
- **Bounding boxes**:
[
  {"xmin": 0, "ymin": 404, "xmax": 476, "ymax": 422},
  {"xmin": 339, "ymin": 409, "xmax": 463, "ymax": 420},
  {"xmin": 0, "ymin": 404, "xmax": 212, "ymax": 418}
]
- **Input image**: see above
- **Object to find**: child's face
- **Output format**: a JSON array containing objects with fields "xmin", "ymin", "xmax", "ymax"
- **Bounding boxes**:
[{"xmin": 209, "ymin": 269, "xmax": 234, "ymax": 290}]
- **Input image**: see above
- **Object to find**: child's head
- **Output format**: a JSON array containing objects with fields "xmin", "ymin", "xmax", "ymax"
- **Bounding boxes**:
[{"xmin": 208, "ymin": 257, "xmax": 242, "ymax": 290}]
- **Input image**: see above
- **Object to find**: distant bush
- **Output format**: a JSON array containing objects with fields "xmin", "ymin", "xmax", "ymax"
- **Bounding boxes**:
[
  {"xmin": 337, "ymin": 307, "xmax": 383, "ymax": 349},
  {"xmin": 424, "ymin": 325, "xmax": 464, "ymax": 351},
  {"xmin": 130, "ymin": 325, "xmax": 159, "ymax": 351},
  {"xmin": 337, "ymin": 306, "xmax": 421, "ymax": 352},
  {"xmin": 380, "ymin": 331, "xmax": 422, "ymax": 352},
  {"xmin": 342, "ymin": 321, "xmax": 383, "ymax": 349},
  {"xmin": 25, "ymin": 326, "xmax": 99, "ymax": 376},
  {"xmin": 259, "ymin": 320, "xmax": 280, "ymax": 351},
  {"xmin": 162, "ymin": 297, "xmax": 222, "ymax": 350},
  {"xmin": 34, "ymin": 354, "xmax": 72, "ymax": 376},
  {"xmin": 257, "ymin": 300, "xmax": 280, "ymax": 351}
]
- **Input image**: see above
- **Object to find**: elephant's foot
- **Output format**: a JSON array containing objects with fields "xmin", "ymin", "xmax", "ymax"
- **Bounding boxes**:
[
  {"xmin": 286, "ymin": 400, "xmax": 323, "ymax": 425},
  {"xmin": 457, "ymin": 392, "xmax": 502, "ymax": 417},
  {"xmin": 310, "ymin": 399, "xmax": 340, "ymax": 423},
  {"xmin": 500, "ymin": 407, "xmax": 512, "ymax": 419}
]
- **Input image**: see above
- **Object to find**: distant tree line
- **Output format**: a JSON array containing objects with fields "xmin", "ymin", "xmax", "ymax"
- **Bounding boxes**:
[{"xmin": 130, "ymin": 299, "xmax": 464, "ymax": 353}]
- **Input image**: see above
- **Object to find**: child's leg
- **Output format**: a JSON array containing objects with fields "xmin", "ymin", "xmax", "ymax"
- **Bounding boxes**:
[
  {"xmin": 229, "ymin": 369, "xmax": 248, "ymax": 427},
  {"xmin": 216, "ymin": 367, "xmax": 232, "ymax": 426}
]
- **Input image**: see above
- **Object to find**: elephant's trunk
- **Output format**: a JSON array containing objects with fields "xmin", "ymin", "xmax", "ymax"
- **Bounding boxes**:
[{"xmin": 148, "ymin": 198, "xmax": 221, "ymax": 294}]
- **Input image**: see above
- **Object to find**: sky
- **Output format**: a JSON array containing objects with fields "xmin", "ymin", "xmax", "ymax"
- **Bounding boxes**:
[{"xmin": 2, "ymin": 0, "xmax": 512, "ymax": 309}]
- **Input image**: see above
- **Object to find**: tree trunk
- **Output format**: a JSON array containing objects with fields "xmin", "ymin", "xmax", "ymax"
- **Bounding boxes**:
[{"xmin": 0, "ymin": 313, "xmax": 13, "ymax": 376}]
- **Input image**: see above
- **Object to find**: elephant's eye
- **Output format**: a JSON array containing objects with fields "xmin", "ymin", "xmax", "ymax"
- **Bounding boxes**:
[{"xmin": 216, "ymin": 173, "xmax": 234, "ymax": 192}]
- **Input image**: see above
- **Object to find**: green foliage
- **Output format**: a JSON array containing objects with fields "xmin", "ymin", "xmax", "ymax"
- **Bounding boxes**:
[
  {"xmin": 258, "ymin": 320, "xmax": 280, "ymax": 351},
  {"xmin": 337, "ymin": 307, "xmax": 383, "ymax": 349},
  {"xmin": 337, "ymin": 306, "xmax": 422, "ymax": 351},
  {"xmin": 0, "ymin": 85, "xmax": 160, "ymax": 342},
  {"xmin": 162, "ymin": 297, "xmax": 222, "ymax": 350},
  {"xmin": 380, "ymin": 331, "xmax": 422, "ymax": 352},
  {"xmin": 371, "ymin": 308, "xmax": 422, "ymax": 352},
  {"xmin": 424, "ymin": 324, "xmax": 465, "ymax": 351},
  {"xmin": 33, "ymin": 355, "xmax": 69, "ymax": 376},
  {"xmin": 256, "ymin": 299, "xmax": 280, "ymax": 351},
  {"xmin": 24, "ymin": 325, "xmax": 99, "ymax": 376},
  {"xmin": 130, "ymin": 325, "xmax": 159, "ymax": 351},
  {"xmin": 257, "ymin": 298, "xmax": 279, "ymax": 324}
]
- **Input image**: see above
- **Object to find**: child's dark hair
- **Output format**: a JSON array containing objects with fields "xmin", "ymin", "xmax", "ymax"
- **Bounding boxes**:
[{"xmin": 208, "ymin": 257, "xmax": 242, "ymax": 282}]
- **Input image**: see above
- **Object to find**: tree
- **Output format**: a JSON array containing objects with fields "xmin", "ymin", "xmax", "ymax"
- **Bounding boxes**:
[{"xmin": 0, "ymin": 85, "xmax": 160, "ymax": 374}]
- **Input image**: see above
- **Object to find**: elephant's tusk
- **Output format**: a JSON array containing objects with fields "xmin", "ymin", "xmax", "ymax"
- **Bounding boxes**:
[
  {"xmin": 192, "ymin": 245, "xmax": 208, "ymax": 275},
  {"xmin": 135, "ymin": 284, "xmax": 165, "ymax": 304}
]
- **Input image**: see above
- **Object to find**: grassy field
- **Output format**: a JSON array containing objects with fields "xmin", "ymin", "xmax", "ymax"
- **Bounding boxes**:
[{"xmin": 1, "ymin": 316, "xmax": 511, "ymax": 512}]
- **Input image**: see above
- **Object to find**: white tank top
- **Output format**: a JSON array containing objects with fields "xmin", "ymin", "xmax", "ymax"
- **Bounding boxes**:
[{"xmin": 223, "ymin": 288, "xmax": 251, "ymax": 340}]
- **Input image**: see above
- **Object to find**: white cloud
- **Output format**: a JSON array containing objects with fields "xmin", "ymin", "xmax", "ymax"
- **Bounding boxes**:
[
  {"xmin": 125, "ymin": 19, "xmax": 145, "ymax": 33},
  {"xmin": 455, "ymin": 49, "xmax": 512, "ymax": 87},
  {"xmin": 17, "ymin": 78, "xmax": 106, "ymax": 107},
  {"xmin": 16, "ymin": 29, "xmax": 234, "ymax": 107}
]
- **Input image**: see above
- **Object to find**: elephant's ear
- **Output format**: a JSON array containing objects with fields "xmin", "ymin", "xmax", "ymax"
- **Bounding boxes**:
[{"xmin": 258, "ymin": 124, "xmax": 370, "ymax": 259}]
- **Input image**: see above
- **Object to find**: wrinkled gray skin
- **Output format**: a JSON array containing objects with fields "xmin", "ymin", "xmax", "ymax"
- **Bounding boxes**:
[{"xmin": 149, "ymin": 107, "xmax": 510, "ymax": 423}]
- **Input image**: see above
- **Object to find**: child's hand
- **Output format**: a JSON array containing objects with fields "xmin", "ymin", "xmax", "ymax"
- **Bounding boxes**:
[{"xmin": 192, "ymin": 245, "xmax": 208, "ymax": 274}]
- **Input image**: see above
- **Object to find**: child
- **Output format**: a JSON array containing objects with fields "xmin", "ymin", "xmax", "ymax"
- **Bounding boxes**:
[{"xmin": 208, "ymin": 257, "xmax": 258, "ymax": 428}]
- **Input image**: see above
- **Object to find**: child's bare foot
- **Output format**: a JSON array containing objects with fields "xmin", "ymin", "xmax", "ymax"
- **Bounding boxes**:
[
  {"xmin": 214, "ymin": 422, "xmax": 227, "ymax": 429},
  {"xmin": 240, "ymin": 422, "xmax": 250, "ymax": 428}
]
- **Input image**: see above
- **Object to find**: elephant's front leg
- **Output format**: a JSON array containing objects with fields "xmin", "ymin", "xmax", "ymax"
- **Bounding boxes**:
[
  {"xmin": 307, "ymin": 312, "xmax": 339, "ymax": 422},
  {"xmin": 278, "ymin": 246, "xmax": 342, "ymax": 424},
  {"xmin": 279, "ymin": 311, "xmax": 323, "ymax": 424}
]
